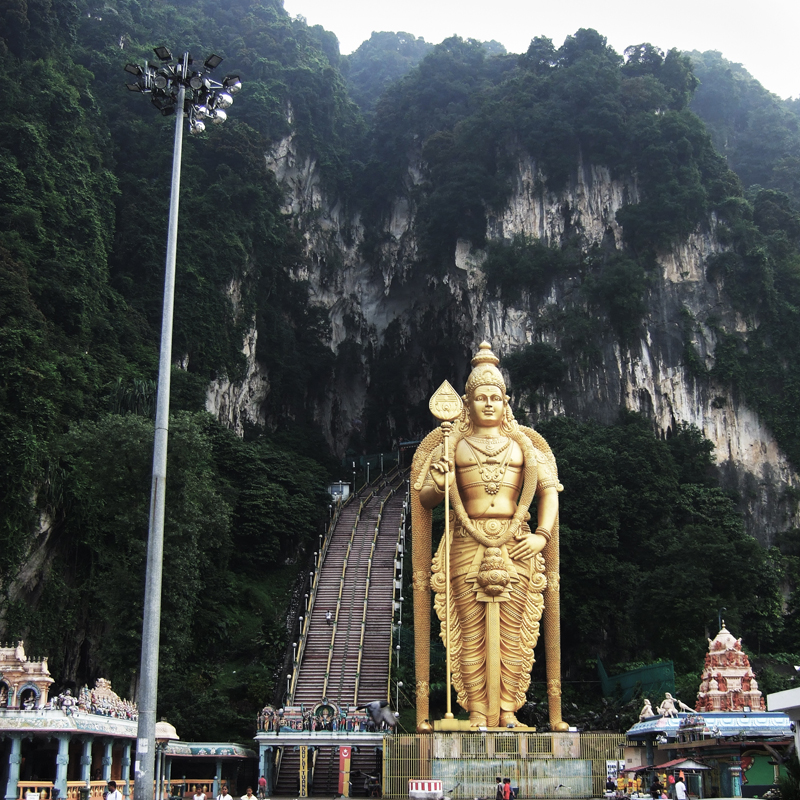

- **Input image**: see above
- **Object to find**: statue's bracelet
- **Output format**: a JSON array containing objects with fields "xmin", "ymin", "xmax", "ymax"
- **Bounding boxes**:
[{"xmin": 534, "ymin": 526, "xmax": 552, "ymax": 541}]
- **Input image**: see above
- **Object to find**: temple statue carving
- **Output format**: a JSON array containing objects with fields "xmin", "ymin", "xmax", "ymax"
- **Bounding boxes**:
[
  {"xmin": 695, "ymin": 624, "xmax": 766, "ymax": 712},
  {"xmin": 0, "ymin": 641, "xmax": 53, "ymax": 709}
]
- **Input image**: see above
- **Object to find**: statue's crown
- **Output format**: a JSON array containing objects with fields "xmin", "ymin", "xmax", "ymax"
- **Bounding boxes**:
[{"xmin": 465, "ymin": 341, "xmax": 506, "ymax": 396}]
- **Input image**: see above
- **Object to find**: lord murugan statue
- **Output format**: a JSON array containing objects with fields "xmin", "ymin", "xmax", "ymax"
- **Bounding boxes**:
[{"xmin": 411, "ymin": 342, "xmax": 568, "ymax": 731}]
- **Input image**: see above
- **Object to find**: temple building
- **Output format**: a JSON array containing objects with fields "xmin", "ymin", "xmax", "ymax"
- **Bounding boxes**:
[
  {"xmin": 0, "ymin": 643, "xmax": 138, "ymax": 800},
  {"xmin": 625, "ymin": 625, "xmax": 792, "ymax": 798},
  {"xmin": 1, "ymin": 643, "xmax": 257, "ymax": 800}
]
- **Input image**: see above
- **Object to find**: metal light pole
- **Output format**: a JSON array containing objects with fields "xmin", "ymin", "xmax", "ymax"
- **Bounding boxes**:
[
  {"xmin": 396, "ymin": 681, "xmax": 403, "ymax": 711},
  {"xmin": 124, "ymin": 46, "xmax": 241, "ymax": 800}
]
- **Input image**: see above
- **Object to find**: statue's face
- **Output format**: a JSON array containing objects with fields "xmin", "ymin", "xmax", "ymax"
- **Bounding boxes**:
[{"xmin": 468, "ymin": 384, "xmax": 505, "ymax": 428}]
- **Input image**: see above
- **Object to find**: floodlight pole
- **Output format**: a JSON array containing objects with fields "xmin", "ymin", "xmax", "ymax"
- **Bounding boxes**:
[{"xmin": 134, "ymin": 82, "xmax": 185, "ymax": 800}]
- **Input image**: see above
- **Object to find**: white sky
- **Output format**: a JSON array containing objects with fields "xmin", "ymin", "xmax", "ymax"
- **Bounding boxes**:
[{"xmin": 282, "ymin": 0, "xmax": 800, "ymax": 100}]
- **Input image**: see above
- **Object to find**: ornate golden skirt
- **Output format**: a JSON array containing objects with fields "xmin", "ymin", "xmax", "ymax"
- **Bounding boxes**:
[{"xmin": 431, "ymin": 517, "xmax": 547, "ymax": 724}]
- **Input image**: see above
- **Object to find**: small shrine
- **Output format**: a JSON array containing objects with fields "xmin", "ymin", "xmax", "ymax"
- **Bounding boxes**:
[
  {"xmin": 695, "ymin": 623, "xmax": 766, "ymax": 712},
  {"xmin": 0, "ymin": 640, "xmax": 54, "ymax": 708}
]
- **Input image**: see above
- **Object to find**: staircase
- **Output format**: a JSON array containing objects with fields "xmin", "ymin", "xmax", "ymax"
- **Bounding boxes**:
[{"xmin": 274, "ymin": 473, "xmax": 407, "ymax": 796}]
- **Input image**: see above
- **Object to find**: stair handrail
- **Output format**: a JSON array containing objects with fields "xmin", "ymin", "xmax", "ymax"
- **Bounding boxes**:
[
  {"xmin": 352, "ymin": 484, "xmax": 398, "ymax": 705},
  {"xmin": 387, "ymin": 477, "xmax": 409, "ymax": 702},
  {"xmin": 290, "ymin": 493, "xmax": 350, "ymax": 697},
  {"xmin": 320, "ymin": 489, "xmax": 373, "ymax": 699},
  {"xmin": 291, "ymin": 489, "xmax": 372, "ymax": 701}
]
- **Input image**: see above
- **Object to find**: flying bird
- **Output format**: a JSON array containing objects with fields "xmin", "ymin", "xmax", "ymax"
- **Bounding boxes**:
[{"xmin": 357, "ymin": 699, "xmax": 398, "ymax": 729}]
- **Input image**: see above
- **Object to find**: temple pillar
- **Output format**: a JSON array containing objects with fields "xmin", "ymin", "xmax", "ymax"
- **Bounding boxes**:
[
  {"xmin": 55, "ymin": 733, "xmax": 71, "ymax": 799},
  {"xmin": 165, "ymin": 754, "xmax": 172, "ymax": 797},
  {"xmin": 121, "ymin": 743, "xmax": 132, "ymax": 799},
  {"xmin": 4, "ymin": 734, "xmax": 22, "ymax": 800},
  {"xmin": 213, "ymin": 759, "xmax": 222, "ymax": 798},
  {"xmin": 259, "ymin": 746, "xmax": 274, "ymax": 796},
  {"xmin": 80, "ymin": 737, "xmax": 94, "ymax": 786},
  {"xmin": 102, "ymin": 739, "xmax": 113, "ymax": 782}
]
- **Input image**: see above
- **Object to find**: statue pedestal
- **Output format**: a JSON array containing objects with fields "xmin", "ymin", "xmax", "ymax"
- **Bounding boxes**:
[
  {"xmin": 433, "ymin": 719, "xmax": 536, "ymax": 732},
  {"xmin": 383, "ymin": 731, "xmax": 625, "ymax": 798}
]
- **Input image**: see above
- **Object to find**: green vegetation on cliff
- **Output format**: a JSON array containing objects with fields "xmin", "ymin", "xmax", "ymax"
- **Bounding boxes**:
[{"xmin": 2, "ymin": 0, "xmax": 800, "ymax": 739}]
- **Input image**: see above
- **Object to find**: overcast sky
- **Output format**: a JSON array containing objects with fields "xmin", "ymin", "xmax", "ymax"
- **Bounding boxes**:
[{"xmin": 282, "ymin": 0, "xmax": 800, "ymax": 100}]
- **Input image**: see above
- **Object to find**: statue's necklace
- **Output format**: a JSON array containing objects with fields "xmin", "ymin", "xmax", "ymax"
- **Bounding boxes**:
[
  {"xmin": 465, "ymin": 437, "xmax": 512, "ymax": 495},
  {"xmin": 464, "ymin": 435, "xmax": 510, "ymax": 457}
]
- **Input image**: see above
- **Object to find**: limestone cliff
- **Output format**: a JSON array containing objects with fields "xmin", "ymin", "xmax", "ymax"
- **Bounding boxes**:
[{"xmin": 207, "ymin": 137, "xmax": 799, "ymax": 545}]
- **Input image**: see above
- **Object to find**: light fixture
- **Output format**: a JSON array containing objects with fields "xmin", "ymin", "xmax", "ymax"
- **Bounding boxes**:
[
  {"xmin": 126, "ymin": 83, "xmax": 143, "ymax": 92},
  {"xmin": 189, "ymin": 120, "xmax": 205, "ymax": 135},
  {"xmin": 223, "ymin": 76, "xmax": 242, "ymax": 94},
  {"xmin": 204, "ymin": 54, "xmax": 224, "ymax": 69},
  {"xmin": 124, "ymin": 63, "xmax": 143, "ymax": 76},
  {"xmin": 153, "ymin": 45, "xmax": 172, "ymax": 61},
  {"xmin": 212, "ymin": 110, "xmax": 227, "ymax": 124},
  {"xmin": 216, "ymin": 92, "xmax": 233, "ymax": 109},
  {"xmin": 189, "ymin": 72, "xmax": 204, "ymax": 90}
]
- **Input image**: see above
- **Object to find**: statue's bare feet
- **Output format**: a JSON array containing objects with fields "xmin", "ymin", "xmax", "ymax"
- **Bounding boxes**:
[
  {"xmin": 500, "ymin": 712, "xmax": 528, "ymax": 728},
  {"xmin": 469, "ymin": 712, "xmax": 488, "ymax": 728}
]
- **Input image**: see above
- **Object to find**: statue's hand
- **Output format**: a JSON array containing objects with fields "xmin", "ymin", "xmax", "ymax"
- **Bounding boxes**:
[
  {"xmin": 429, "ymin": 457, "xmax": 454, "ymax": 492},
  {"xmin": 508, "ymin": 533, "xmax": 547, "ymax": 561}
]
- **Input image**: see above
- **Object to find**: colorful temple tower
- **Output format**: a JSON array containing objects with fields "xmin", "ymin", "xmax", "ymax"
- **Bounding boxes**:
[{"xmin": 695, "ymin": 624, "xmax": 766, "ymax": 712}]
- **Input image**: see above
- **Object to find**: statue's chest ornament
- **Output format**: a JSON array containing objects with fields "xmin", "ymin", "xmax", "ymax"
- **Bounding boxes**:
[{"xmin": 465, "ymin": 436, "xmax": 512, "ymax": 494}]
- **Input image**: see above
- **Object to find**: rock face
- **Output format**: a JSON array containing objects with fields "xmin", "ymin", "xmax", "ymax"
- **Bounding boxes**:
[{"xmin": 213, "ymin": 136, "xmax": 799, "ymax": 544}]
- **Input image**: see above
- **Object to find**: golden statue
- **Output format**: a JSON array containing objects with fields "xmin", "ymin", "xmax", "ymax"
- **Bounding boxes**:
[{"xmin": 411, "ymin": 342, "xmax": 568, "ymax": 731}]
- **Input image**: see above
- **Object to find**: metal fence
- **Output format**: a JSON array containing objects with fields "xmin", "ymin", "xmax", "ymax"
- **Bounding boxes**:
[{"xmin": 383, "ymin": 733, "xmax": 626, "ymax": 799}]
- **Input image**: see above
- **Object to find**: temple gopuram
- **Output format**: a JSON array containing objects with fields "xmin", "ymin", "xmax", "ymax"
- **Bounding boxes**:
[
  {"xmin": 626, "ymin": 625, "xmax": 792, "ymax": 798},
  {"xmin": 695, "ymin": 625, "xmax": 766, "ymax": 713}
]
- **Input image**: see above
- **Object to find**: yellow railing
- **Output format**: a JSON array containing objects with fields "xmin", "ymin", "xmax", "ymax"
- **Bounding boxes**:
[
  {"xmin": 320, "ymin": 491, "xmax": 373, "ymax": 700},
  {"xmin": 382, "ymin": 732, "xmax": 626, "ymax": 799},
  {"xmin": 388, "ymin": 477, "xmax": 409, "ymax": 705},
  {"xmin": 17, "ymin": 780, "xmax": 220, "ymax": 800},
  {"xmin": 353, "ymin": 481, "xmax": 400, "ymax": 705}
]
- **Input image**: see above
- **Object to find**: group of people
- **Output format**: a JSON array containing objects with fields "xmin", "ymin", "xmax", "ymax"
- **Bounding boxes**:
[
  {"xmin": 494, "ymin": 778, "xmax": 516, "ymax": 800},
  {"xmin": 192, "ymin": 777, "xmax": 268, "ymax": 800},
  {"xmin": 606, "ymin": 773, "xmax": 687, "ymax": 800}
]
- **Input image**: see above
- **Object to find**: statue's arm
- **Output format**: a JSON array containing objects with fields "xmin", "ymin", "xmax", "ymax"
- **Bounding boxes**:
[
  {"xmin": 536, "ymin": 485, "xmax": 558, "ymax": 533},
  {"xmin": 509, "ymin": 455, "xmax": 559, "ymax": 560},
  {"xmin": 418, "ymin": 444, "xmax": 450, "ymax": 509}
]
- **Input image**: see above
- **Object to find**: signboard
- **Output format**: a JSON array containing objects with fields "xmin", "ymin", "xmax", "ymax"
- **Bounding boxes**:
[
  {"xmin": 338, "ymin": 746, "xmax": 352, "ymax": 797},
  {"xmin": 299, "ymin": 746, "xmax": 308, "ymax": 798}
]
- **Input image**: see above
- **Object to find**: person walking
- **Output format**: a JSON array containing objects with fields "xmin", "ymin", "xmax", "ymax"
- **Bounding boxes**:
[
  {"xmin": 257, "ymin": 775, "xmax": 267, "ymax": 800},
  {"xmin": 675, "ymin": 778, "xmax": 687, "ymax": 800},
  {"xmin": 106, "ymin": 782, "xmax": 122, "ymax": 800},
  {"xmin": 650, "ymin": 778, "xmax": 663, "ymax": 800}
]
